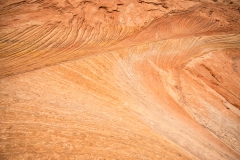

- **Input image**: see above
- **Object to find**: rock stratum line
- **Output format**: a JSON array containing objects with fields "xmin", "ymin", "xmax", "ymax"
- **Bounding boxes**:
[{"xmin": 0, "ymin": 0, "xmax": 240, "ymax": 159}]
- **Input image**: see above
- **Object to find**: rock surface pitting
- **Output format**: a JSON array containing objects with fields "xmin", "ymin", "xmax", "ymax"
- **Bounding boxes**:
[{"xmin": 0, "ymin": 0, "xmax": 240, "ymax": 159}]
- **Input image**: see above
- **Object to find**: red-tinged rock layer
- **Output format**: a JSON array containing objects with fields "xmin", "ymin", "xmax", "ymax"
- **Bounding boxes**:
[{"xmin": 0, "ymin": 0, "xmax": 240, "ymax": 159}]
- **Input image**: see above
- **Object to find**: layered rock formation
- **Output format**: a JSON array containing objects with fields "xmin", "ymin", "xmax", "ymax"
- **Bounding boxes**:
[{"xmin": 0, "ymin": 0, "xmax": 240, "ymax": 159}]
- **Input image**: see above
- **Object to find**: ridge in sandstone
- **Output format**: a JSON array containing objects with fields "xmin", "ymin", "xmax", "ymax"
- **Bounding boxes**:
[{"xmin": 0, "ymin": 0, "xmax": 240, "ymax": 159}]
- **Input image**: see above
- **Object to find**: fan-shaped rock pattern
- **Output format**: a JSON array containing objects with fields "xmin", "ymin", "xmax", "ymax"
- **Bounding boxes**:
[{"xmin": 0, "ymin": 0, "xmax": 240, "ymax": 159}]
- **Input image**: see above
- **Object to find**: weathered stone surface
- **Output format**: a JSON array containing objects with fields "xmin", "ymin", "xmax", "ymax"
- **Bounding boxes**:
[{"xmin": 0, "ymin": 0, "xmax": 240, "ymax": 159}]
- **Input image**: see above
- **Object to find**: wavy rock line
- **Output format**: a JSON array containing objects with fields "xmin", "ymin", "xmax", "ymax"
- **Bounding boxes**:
[{"xmin": 1, "ymin": 1, "xmax": 240, "ymax": 78}]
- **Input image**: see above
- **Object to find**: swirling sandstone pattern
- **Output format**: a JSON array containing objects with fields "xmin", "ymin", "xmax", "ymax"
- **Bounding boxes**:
[{"xmin": 0, "ymin": 0, "xmax": 240, "ymax": 159}]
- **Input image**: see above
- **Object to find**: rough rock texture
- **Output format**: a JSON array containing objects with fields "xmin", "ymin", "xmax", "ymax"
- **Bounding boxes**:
[{"xmin": 0, "ymin": 0, "xmax": 240, "ymax": 159}]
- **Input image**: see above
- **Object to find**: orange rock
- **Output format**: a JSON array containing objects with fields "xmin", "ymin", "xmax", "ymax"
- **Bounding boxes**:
[{"xmin": 0, "ymin": 0, "xmax": 240, "ymax": 159}]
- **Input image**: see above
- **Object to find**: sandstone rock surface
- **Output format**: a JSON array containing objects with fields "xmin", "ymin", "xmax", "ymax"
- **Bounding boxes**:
[{"xmin": 0, "ymin": 0, "xmax": 240, "ymax": 159}]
